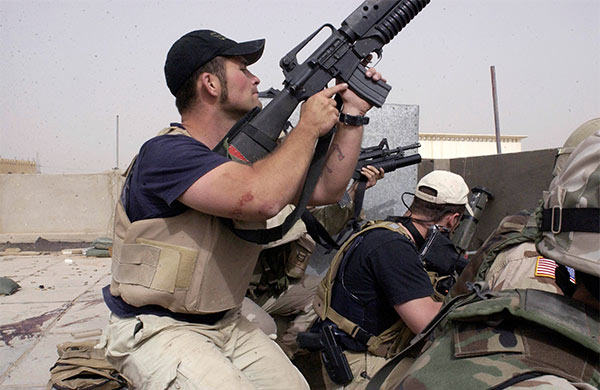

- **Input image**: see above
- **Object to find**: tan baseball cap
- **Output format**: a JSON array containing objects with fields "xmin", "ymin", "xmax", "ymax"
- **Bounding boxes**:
[{"xmin": 415, "ymin": 170, "xmax": 473, "ymax": 215}]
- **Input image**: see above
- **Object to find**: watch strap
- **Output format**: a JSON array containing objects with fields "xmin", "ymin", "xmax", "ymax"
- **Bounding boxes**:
[{"xmin": 339, "ymin": 113, "xmax": 370, "ymax": 126}]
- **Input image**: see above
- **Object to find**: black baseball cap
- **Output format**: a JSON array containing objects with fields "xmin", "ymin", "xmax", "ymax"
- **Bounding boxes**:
[{"xmin": 164, "ymin": 30, "xmax": 265, "ymax": 96}]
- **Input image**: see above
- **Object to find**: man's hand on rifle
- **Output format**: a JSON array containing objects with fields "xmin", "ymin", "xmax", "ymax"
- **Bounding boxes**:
[
  {"xmin": 361, "ymin": 165, "xmax": 385, "ymax": 189},
  {"xmin": 337, "ymin": 67, "xmax": 386, "ymax": 116},
  {"xmin": 347, "ymin": 165, "xmax": 384, "ymax": 200},
  {"xmin": 298, "ymin": 83, "xmax": 350, "ymax": 138}
]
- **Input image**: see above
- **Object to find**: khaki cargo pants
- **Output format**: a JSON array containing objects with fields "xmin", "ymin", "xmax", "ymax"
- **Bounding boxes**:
[
  {"xmin": 321, "ymin": 350, "xmax": 415, "ymax": 390},
  {"xmin": 321, "ymin": 350, "xmax": 388, "ymax": 390},
  {"xmin": 260, "ymin": 274, "xmax": 320, "ymax": 358},
  {"xmin": 99, "ymin": 308, "xmax": 309, "ymax": 390}
]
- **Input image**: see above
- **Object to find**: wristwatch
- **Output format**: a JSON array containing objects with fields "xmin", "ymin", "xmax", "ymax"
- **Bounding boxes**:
[{"xmin": 339, "ymin": 112, "xmax": 370, "ymax": 126}]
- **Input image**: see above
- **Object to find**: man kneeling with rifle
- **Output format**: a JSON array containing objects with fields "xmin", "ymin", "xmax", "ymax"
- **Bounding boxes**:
[{"xmin": 302, "ymin": 170, "xmax": 470, "ymax": 389}]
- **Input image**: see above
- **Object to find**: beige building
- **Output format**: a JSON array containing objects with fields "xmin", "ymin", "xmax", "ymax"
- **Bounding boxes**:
[
  {"xmin": 0, "ymin": 158, "xmax": 38, "ymax": 174},
  {"xmin": 418, "ymin": 133, "xmax": 527, "ymax": 159}
]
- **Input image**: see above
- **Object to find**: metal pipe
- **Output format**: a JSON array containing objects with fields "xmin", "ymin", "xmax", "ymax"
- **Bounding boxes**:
[
  {"xmin": 115, "ymin": 115, "xmax": 119, "ymax": 170},
  {"xmin": 490, "ymin": 66, "xmax": 502, "ymax": 154}
]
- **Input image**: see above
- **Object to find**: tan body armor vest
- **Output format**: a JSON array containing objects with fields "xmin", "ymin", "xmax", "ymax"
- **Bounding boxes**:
[
  {"xmin": 110, "ymin": 127, "xmax": 262, "ymax": 314},
  {"xmin": 314, "ymin": 221, "xmax": 446, "ymax": 358}
]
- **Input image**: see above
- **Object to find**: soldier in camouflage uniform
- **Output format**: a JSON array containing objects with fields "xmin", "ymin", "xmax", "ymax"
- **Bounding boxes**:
[
  {"xmin": 449, "ymin": 118, "xmax": 599, "ymax": 298},
  {"xmin": 373, "ymin": 131, "xmax": 599, "ymax": 390}
]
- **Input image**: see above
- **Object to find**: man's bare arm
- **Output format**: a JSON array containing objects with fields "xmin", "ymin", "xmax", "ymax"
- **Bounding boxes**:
[
  {"xmin": 310, "ymin": 68, "xmax": 386, "ymax": 204},
  {"xmin": 178, "ymin": 84, "xmax": 347, "ymax": 221},
  {"xmin": 394, "ymin": 297, "xmax": 442, "ymax": 335}
]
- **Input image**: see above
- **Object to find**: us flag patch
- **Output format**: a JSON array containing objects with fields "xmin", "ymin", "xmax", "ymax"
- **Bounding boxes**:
[
  {"xmin": 534, "ymin": 257, "xmax": 557, "ymax": 279},
  {"xmin": 566, "ymin": 266, "xmax": 576, "ymax": 283}
]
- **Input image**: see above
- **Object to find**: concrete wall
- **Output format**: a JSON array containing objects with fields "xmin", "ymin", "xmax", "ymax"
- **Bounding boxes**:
[
  {"xmin": 1, "ymin": 135, "xmax": 558, "ymax": 260},
  {"xmin": 263, "ymin": 100, "xmax": 421, "ymax": 220},
  {"xmin": 306, "ymin": 104, "xmax": 420, "ymax": 275},
  {"xmin": 0, "ymin": 171, "xmax": 124, "ymax": 243},
  {"xmin": 360, "ymin": 104, "xmax": 420, "ymax": 220}
]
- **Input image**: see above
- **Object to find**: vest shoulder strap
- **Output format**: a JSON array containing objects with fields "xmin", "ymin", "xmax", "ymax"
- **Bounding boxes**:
[
  {"xmin": 157, "ymin": 125, "xmax": 193, "ymax": 138},
  {"xmin": 474, "ymin": 211, "xmax": 541, "ymax": 282}
]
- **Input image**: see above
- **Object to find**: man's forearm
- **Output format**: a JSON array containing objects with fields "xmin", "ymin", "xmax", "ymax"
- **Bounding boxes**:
[{"xmin": 311, "ymin": 123, "xmax": 364, "ymax": 204}]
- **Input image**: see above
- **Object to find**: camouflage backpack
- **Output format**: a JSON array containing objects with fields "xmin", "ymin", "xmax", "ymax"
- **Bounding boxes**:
[
  {"xmin": 537, "ymin": 131, "xmax": 600, "ymax": 279},
  {"xmin": 386, "ymin": 288, "xmax": 599, "ymax": 389},
  {"xmin": 368, "ymin": 131, "xmax": 600, "ymax": 390}
]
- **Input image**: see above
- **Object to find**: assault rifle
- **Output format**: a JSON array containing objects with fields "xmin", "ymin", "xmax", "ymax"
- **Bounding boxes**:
[
  {"xmin": 338, "ymin": 138, "xmax": 421, "ymax": 240},
  {"xmin": 304, "ymin": 138, "xmax": 422, "ymax": 251},
  {"xmin": 214, "ymin": 0, "xmax": 431, "ymax": 244},
  {"xmin": 353, "ymin": 138, "xmax": 421, "ymax": 180}
]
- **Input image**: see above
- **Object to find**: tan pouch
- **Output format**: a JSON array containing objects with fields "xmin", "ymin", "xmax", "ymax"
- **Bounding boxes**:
[
  {"xmin": 285, "ymin": 234, "xmax": 316, "ymax": 278},
  {"xmin": 47, "ymin": 339, "xmax": 129, "ymax": 390}
]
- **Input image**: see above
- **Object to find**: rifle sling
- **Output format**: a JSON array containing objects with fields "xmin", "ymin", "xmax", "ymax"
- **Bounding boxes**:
[
  {"xmin": 302, "ymin": 210, "xmax": 341, "ymax": 251},
  {"xmin": 335, "ymin": 180, "xmax": 367, "ymax": 243},
  {"xmin": 248, "ymin": 124, "xmax": 279, "ymax": 154},
  {"xmin": 225, "ymin": 130, "xmax": 334, "ymax": 244}
]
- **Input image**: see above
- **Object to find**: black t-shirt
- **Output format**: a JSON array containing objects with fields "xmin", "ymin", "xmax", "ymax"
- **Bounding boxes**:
[
  {"xmin": 104, "ymin": 131, "xmax": 230, "ymax": 319},
  {"xmin": 124, "ymin": 133, "xmax": 230, "ymax": 222},
  {"xmin": 330, "ymin": 227, "xmax": 433, "ymax": 350}
]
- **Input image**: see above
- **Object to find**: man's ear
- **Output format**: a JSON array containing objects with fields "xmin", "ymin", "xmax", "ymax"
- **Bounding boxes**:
[
  {"xmin": 445, "ymin": 212, "xmax": 461, "ymax": 230},
  {"xmin": 200, "ymin": 73, "xmax": 219, "ymax": 97}
]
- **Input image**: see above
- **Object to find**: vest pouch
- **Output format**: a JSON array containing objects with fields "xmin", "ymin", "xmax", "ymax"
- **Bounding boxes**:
[
  {"xmin": 447, "ymin": 301, "xmax": 599, "ymax": 386},
  {"xmin": 138, "ymin": 238, "xmax": 197, "ymax": 292},
  {"xmin": 447, "ymin": 289, "xmax": 599, "ymax": 353},
  {"xmin": 370, "ymin": 321, "xmax": 415, "ymax": 358},
  {"xmin": 453, "ymin": 321, "xmax": 526, "ymax": 358},
  {"xmin": 285, "ymin": 234, "xmax": 316, "ymax": 279},
  {"xmin": 113, "ymin": 239, "xmax": 197, "ymax": 294}
]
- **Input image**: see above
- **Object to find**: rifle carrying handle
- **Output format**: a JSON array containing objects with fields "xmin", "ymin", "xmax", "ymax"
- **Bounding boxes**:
[{"xmin": 348, "ymin": 65, "xmax": 391, "ymax": 108}]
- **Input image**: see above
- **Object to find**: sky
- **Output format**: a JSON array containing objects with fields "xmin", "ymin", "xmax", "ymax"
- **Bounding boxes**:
[{"xmin": 1, "ymin": 0, "xmax": 599, "ymax": 174}]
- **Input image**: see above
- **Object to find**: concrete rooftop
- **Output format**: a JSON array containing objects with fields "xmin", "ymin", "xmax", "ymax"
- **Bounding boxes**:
[
  {"xmin": 0, "ymin": 252, "xmax": 325, "ymax": 389},
  {"xmin": 0, "ymin": 252, "xmax": 111, "ymax": 389}
]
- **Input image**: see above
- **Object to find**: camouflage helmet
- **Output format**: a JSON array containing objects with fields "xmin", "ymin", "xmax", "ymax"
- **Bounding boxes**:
[
  {"xmin": 553, "ymin": 118, "xmax": 600, "ymax": 177},
  {"xmin": 537, "ymin": 131, "xmax": 600, "ymax": 277}
]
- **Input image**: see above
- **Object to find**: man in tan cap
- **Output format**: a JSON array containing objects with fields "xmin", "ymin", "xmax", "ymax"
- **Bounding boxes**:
[
  {"xmin": 375, "ymin": 131, "xmax": 600, "ymax": 390},
  {"xmin": 310, "ymin": 170, "xmax": 470, "ymax": 390}
]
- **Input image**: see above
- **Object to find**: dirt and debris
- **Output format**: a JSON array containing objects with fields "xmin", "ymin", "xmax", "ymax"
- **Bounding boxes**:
[{"xmin": 0, "ymin": 237, "xmax": 91, "ymax": 252}]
